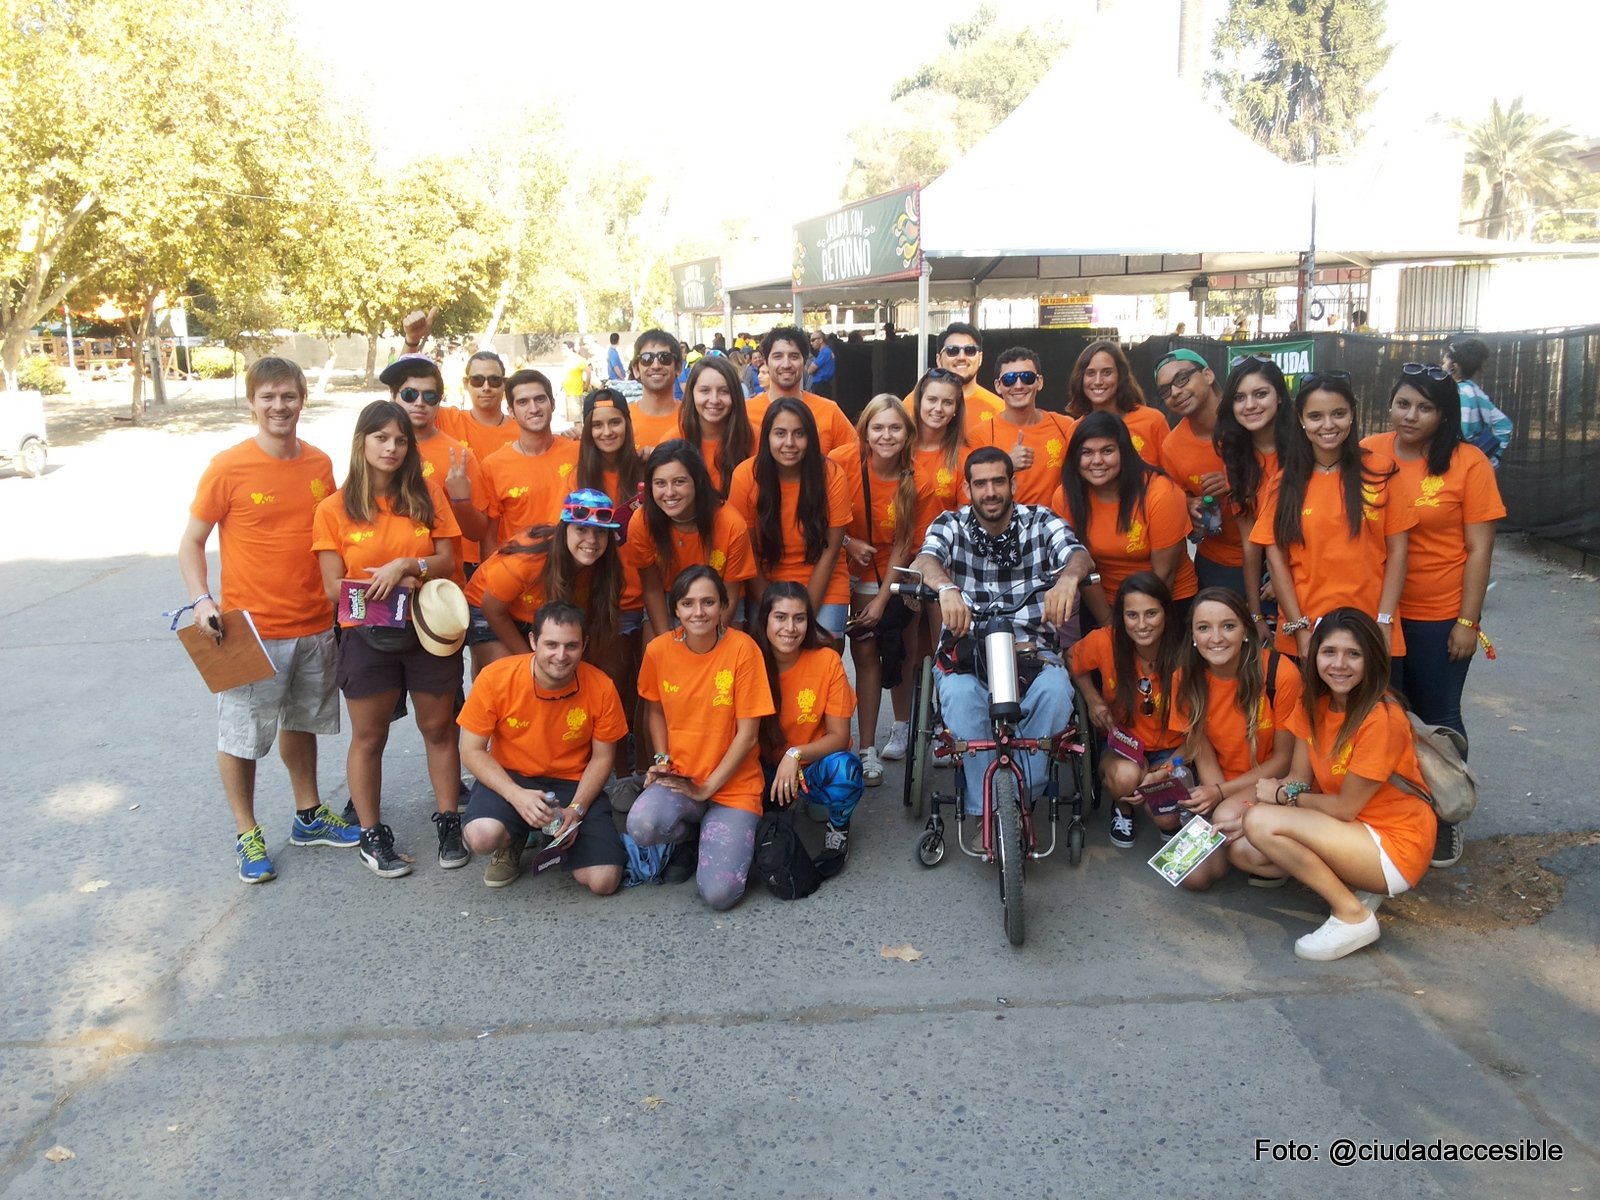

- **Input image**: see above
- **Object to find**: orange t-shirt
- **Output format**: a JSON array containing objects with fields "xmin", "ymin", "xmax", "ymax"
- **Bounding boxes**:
[
  {"xmin": 1361, "ymin": 433, "xmax": 1506, "ymax": 621},
  {"xmin": 1121, "ymin": 404, "xmax": 1170, "ymax": 466},
  {"xmin": 910, "ymin": 445, "xmax": 969, "ymax": 541},
  {"xmin": 745, "ymin": 390, "xmax": 856, "ymax": 456},
  {"xmin": 1159, "ymin": 416, "xmax": 1242, "ymax": 568},
  {"xmin": 629, "ymin": 401, "xmax": 683, "ymax": 456},
  {"xmin": 190, "ymin": 438, "xmax": 336, "ymax": 639},
  {"xmin": 437, "ymin": 405, "xmax": 519, "ymax": 466},
  {"xmin": 902, "ymin": 382, "xmax": 1003, "ymax": 426},
  {"xmin": 1052, "ymin": 473, "xmax": 1198, "ymax": 604},
  {"xmin": 774, "ymin": 647, "xmax": 856, "ymax": 752},
  {"xmin": 481, "ymin": 439, "xmax": 581, "ymax": 541},
  {"xmin": 697, "ymin": 435, "xmax": 750, "ymax": 496},
  {"xmin": 725, "ymin": 457, "xmax": 853, "ymax": 604},
  {"xmin": 1251, "ymin": 456, "xmax": 1418, "ymax": 654},
  {"xmin": 970, "ymin": 410, "xmax": 1078, "ymax": 507},
  {"xmin": 1069, "ymin": 626, "xmax": 1186, "ymax": 752},
  {"xmin": 621, "ymin": 504, "xmax": 756, "ymax": 599},
  {"xmin": 413, "ymin": 429, "xmax": 485, "ymax": 576},
  {"xmin": 1190, "ymin": 651, "xmax": 1303, "ymax": 779},
  {"xmin": 1285, "ymin": 696, "xmax": 1435, "ymax": 887},
  {"xmin": 457, "ymin": 657, "xmax": 628, "ymax": 780},
  {"xmin": 311, "ymin": 482, "xmax": 462, "ymax": 627},
  {"xmin": 637, "ymin": 628, "xmax": 775, "ymax": 813},
  {"xmin": 827, "ymin": 442, "xmax": 938, "ymax": 583}
]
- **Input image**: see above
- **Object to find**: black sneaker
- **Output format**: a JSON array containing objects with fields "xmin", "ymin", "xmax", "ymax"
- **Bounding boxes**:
[
  {"xmin": 816, "ymin": 825, "xmax": 849, "ymax": 880},
  {"xmin": 341, "ymin": 800, "xmax": 358, "ymax": 827},
  {"xmin": 1109, "ymin": 806, "xmax": 1137, "ymax": 848},
  {"xmin": 358, "ymin": 824, "xmax": 412, "ymax": 878},
  {"xmin": 662, "ymin": 831, "xmax": 699, "ymax": 884},
  {"xmin": 434, "ymin": 812, "xmax": 470, "ymax": 869},
  {"xmin": 1430, "ymin": 821, "xmax": 1463, "ymax": 868}
]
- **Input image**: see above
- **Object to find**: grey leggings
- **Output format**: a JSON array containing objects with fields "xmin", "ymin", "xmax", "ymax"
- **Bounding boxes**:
[{"xmin": 625, "ymin": 783, "xmax": 760, "ymax": 911}]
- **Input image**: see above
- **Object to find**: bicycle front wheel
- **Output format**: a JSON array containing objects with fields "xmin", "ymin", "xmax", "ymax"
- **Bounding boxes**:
[{"xmin": 994, "ymin": 768, "xmax": 1025, "ymax": 946}]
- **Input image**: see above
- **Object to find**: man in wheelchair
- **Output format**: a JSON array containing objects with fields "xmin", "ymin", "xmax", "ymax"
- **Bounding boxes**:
[{"xmin": 910, "ymin": 447, "xmax": 1094, "ymax": 813}]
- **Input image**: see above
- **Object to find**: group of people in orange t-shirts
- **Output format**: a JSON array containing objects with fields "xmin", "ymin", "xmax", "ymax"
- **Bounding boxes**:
[{"xmin": 180, "ymin": 321, "xmax": 1505, "ymax": 958}]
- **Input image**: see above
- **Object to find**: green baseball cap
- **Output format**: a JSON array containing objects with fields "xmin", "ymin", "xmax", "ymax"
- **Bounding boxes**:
[{"xmin": 1154, "ymin": 348, "xmax": 1211, "ymax": 379}]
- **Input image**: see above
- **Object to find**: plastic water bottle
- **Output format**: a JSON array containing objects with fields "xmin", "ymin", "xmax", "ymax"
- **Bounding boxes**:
[{"xmin": 1189, "ymin": 495, "xmax": 1224, "ymax": 543}]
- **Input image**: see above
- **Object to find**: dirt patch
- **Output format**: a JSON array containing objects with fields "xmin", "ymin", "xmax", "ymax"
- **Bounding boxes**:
[{"xmin": 1387, "ymin": 830, "xmax": 1600, "ymax": 932}]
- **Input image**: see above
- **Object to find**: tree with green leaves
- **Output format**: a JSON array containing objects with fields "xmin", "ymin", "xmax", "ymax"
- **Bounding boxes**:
[
  {"xmin": 840, "ymin": 4, "xmax": 1069, "ymax": 202},
  {"xmin": 1209, "ymin": 0, "xmax": 1391, "ymax": 163},
  {"xmin": 1458, "ymin": 97, "xmax": 1583, "ymax": 241}
]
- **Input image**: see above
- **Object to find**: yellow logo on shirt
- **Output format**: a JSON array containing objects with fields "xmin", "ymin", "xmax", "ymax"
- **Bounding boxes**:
[
  {"xmin": 1125, "ymin": 518, "xmax": 1148, "ymax": 553},
  {"xmin": 250, "ymin": 492, "xmax": 276, "ymax": 505},
  {"xmin": 713, "ymin": 669, "xmax": 733, "ymax": 706},
  {"xmin": 507, "ymin": 485, "xmax": 529, "ymax": 499},
  {"xmin": 1046, "ymin": 438, "xmax": 1064, "ymax": 468},
  {"xmin": 309, "ymin": 478, "xmax": 328, "ymax": 501},
  {"xmin": 1331, "ymin": 741, "xmax": 1354, "ymax": 777},
  {"xmin": 1361, "ymin": 483, "xmax": 1380, "ymax": 522},
  {"xmin": 935, "ymin": 468, "xmax": 954, "ymax": 498},
  {"xmin": 796, "ymin": 688, "xmax": 819, "ymax": 724},
  {"xmin": 709, "ymin": 549, "xmax": 726, "ymax": 571},
  {"xmin": 558, "ymin": 463, "xmax": 573, "ymax": 478},
  {"xmin": 1132, "ymin": 434, "xmax": 1146, "ymax": 454},
  {"xmin": 505, "ymin": 716, "xmax": 530, "ymax": 730},
  {"xmin": 661, "ymin": 680, "xmax": 681, "ymax": 695},
  {"xmin": 562, "ymin": 707, "xmax": 588, "ymax": 741},
  {"xmin": 422, "ymin": 461, "xmax": 435, "ymax": 478},
  {"xmin": 348, "ymin": 530, "xmax": 374, "ymax": 544},
  {"xmin": 413, "ymin": 525, "xmax": 429, "ymax": 537},
  {"xmin": 1256, "ymin": 696, "xmax": 1274, "ymax": 732},
  {"xmin": 881, "ymin": 501, "xmax": 896, "ymax": 532},
  {"xmin": 1416, "ymin": 475, "xmax": 1444, "ymax": 508}
]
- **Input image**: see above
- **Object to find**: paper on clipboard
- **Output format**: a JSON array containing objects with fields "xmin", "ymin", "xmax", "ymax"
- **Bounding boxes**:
[{"xmin": 176, "ymin": 610, "xmax": 276, "ymax": 693}]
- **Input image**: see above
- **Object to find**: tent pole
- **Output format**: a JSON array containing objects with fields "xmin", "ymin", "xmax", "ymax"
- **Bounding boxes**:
[
  {"xmin": 916, "ymin": 262, "xmax": 931, "ymax": 373},
  {"xmin": 724, "ymin": 294, "xmax": 733, "ymax": 348}
]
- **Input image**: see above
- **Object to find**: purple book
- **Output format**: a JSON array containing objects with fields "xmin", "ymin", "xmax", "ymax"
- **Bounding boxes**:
[{"xmin": 338, "ymin": 580, "xmax": 414, "ymax": 628}]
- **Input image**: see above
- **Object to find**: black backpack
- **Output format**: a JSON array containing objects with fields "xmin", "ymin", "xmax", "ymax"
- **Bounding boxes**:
[{"xmin": 754, "ymin": 809, "xmax": 822, "ymax": 900}]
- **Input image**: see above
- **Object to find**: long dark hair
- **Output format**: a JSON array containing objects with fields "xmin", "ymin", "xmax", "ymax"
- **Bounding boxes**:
[
  {"xmin": 754, "ymin": 398, "xmax": 829, "ymax": 569},
  {"xmin": 576, "ymin": 387, "xmax": 643, "ymax": 505},
  {"xmin": 1067, "ymin": 339, "xmax": 1147, "ymax": 418},
  {"xmin": 1109, "ymin": 571, "xmax": 1184, "ymax": 735},
  {"xmin": 1178, "ymin": 587, "xmax": 1269, "ymax": 764},
  {"xmin": 501, "ymin": 521, "xmax": 620, "ymax": 653},
  {"xmin": 342, "ymin": 400, "xmax": 434, "ymax": 526},
  {"xmin": 1215, "ymin": 358, "xmax": 1290, "ymax": 516},
  {"xmin": 1391, "ymin": 367, "xmax": 1464, "ymax": 478},
  {"xmin": 1060, "ymin": 410, "xmax": 1162, "ymax": 537},
  {"xmin": 668, "ymin": 564, "xmax": 729, "ymax": 641},
  {"xmin": 751, "ymin": 581, "xmax": 825, "ymax": 759},
  {"xmin": 643, "ymin": 439, "xmax": 718, "ymax": 580},
  {"xmin": 1300, "ymin": 607, "xmax": 1396, "ymax": 760},
  {"xmin": 1273, "ymin": 376, "xmax": 1394, "ymax": 546},
  {"xmin": 679, "ymin": 356, "xmax": 753, "ymax": 496}
]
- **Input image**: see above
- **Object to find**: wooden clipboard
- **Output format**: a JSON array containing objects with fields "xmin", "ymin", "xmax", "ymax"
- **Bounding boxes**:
[{"xmin": 176, "ymin": 609, "xmax": 276, "ymax": 693}]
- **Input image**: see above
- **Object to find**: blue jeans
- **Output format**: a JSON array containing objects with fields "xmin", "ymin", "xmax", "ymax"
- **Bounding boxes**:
[
  {"xmin": 1194, "ymin": 553, "xmax": 1246, "ymax": 598},
  {"xmin": 1394, "ymin": 618, "xmax": 1472, "ymax": 747},
  {"xmin": 936, "ymin": 663, "xmax": 1074, "ymax": 816}
]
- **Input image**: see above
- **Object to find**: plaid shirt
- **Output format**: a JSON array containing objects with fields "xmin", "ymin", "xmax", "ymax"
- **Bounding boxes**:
[{"xmin": 918, "ymin": 503, "xmax": 1087, "ymax": 654}]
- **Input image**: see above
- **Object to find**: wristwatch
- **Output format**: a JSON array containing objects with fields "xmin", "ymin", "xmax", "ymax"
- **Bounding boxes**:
[{"xmin": 1376, "ymin": 612, "xmax": 1393, "ymax": 626}]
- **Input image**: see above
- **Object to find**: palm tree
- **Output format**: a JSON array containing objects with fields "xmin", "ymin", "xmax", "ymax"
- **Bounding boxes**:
[{"xmin": 1459, "ymin": 97, "xmax": 1581, "ymax": 240}]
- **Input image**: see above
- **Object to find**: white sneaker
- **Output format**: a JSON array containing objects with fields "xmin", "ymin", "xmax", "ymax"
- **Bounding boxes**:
[
  {"xmin": 860, "ymin": 747, "xmax": 884, "ymax": 787},
  {"xmin": 1294, "ymin": 911, "xmax": 1381, "ymax": 961},
  {"xmin": 881, "ymin": 721, "xmax": 910, "ymax": 761}
]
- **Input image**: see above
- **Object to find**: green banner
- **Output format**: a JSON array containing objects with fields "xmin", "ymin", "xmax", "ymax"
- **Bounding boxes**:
[
  {"xmin": 1227, "ymin": 339, "xmax": 1315, "ymax": 393},
  {"xmin": 792, "ymin": 188, "xmax": 921, "ymax": 292},
  {"xmin": 671, "ymin": 258, "xmax": 721, "ymax": 313}
]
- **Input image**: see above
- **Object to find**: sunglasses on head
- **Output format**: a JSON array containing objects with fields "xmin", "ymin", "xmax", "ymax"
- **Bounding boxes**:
[
  {"xmin": 999, "ymin": 370, "xmax": 1039, "ymax": 387},
  {"xmin": 1301, "ymin": 370, "xmax": 1352, "ymax": 390},
  {"xmin": 399, "ymin": 387, "xmax": 442, "ymax": 405},
  {"xmin": 564, "ymin": 502, "xmax": 615, "ymax": 524},
  {"xmin": 1156, "ymin": 365, "xmax": 1203, "ymax": 399},
  {"xmin": 1402, "ymin": 362, "xmax": 1451, "ymax": 382},
  {"xmin": 923, "ymin": 367, "xmax": 962, "ymax": 383},
  {"xmin": 637, "ymin": 350, "xmax": 677, "ymax": 366},
  {"xmin": 468, "ymin": 374, "xmax": 503, "ymax": 389},
  {"xmin": 941, "ymin": 343, "xmax": 980, "ymax": 358}
]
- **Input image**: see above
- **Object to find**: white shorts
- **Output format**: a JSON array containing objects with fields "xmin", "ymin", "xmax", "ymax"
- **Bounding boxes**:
[
  {"xmin": 1361, "ymin": 822, "xmax": 1412, "ymax": 898},
  {"xmin": 217, "ymin": 629, "xmax": 340, "ymax": 759}
]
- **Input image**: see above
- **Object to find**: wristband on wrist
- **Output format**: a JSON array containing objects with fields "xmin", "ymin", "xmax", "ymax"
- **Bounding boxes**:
[
  {"xmin": 194, "ymin": 592, "xmax": 214, "ymax": 607},
  {"xmin": 1455, "ymin": 617, "xmax": 1496, "ymax": 659}
]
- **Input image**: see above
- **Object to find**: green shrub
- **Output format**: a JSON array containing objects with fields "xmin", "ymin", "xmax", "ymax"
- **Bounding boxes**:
[
  {"xmin": 189, "ymin": 346, "xmax": 241, "ymax": 378},
  {"xmin": 18, "ymin": 355, "xmax": 66, "ymax": 395}
]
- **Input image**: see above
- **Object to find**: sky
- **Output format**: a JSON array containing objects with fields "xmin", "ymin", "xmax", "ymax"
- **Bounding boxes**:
[{"xmin": 290, "ymin": 0, "xmax": 1600, "ymax": 246}]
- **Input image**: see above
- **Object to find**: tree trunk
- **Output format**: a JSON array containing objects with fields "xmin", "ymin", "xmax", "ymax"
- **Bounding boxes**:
[{"xmin": 363, "ymin": 326, "xmax": 379, "ymax": 386}]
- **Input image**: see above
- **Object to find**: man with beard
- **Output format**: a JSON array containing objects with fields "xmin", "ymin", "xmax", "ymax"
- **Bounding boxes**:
[
  {"xmin": 629, "ymin": 329, "xmax": 685, "ymax": 455},
  {"xmin": 745, "ymin": 325, "xmax": 855, "ymax": 454},
  {"xmin": 903, "ymin": 322, "xmax": 1003, "ymax": 425}
]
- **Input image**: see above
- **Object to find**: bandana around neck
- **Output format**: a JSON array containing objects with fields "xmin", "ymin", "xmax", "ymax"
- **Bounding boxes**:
[{"xmin": 966, "ymin": 506, "xmax": 1022, "ymax": 568}]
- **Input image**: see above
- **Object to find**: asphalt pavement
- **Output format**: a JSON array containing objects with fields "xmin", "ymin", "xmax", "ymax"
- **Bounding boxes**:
[{"xmin": 0, "ymin": 387, "xmax": 1595, "ymax": 1198}]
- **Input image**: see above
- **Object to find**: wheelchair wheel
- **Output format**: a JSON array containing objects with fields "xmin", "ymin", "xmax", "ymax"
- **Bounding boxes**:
[
  {"xmin": 1068, "ymin": 821, "xmax": 1084, "ymax": 866},
  {"xmin": 1072, "ymin": 689, "xmax": 1100, "ymax": 814},
  {"xmin": 902, "ymin": 655, "xmax": 935, "ymax": 820},
  {"xmin": 994, "ymin": 770, "xmax": 1026, "ymax": 946},
  {"xmin": 915, "ymin": 829, "xmax": 945, "ymax": 868}
]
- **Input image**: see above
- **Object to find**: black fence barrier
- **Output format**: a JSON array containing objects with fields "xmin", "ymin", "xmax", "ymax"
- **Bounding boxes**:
[{"xmin": 832, "ymin": 325, "xmax": 1599, "ymax": 557}]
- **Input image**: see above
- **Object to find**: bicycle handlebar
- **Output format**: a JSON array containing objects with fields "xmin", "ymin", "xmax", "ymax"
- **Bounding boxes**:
[{"xmin": 889, "ymin": 577, "xmax": 1054, "ymax": 618}]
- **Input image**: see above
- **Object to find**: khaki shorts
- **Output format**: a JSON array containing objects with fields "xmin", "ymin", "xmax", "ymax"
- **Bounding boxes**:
[{"xmin": 217, "ymin": 628, "xmax": 339, "ymax": 759}]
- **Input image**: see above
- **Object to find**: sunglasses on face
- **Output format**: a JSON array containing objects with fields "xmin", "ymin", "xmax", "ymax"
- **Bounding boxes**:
[
  {"xmin": 637, "ymin": 350, "xmax": 677, "ymax": 366},
  {"xmin": 468, "ymin": 374, "xmax": 504, "ymax": 389},
  {"xmin": 999, "ymin": 370, "xmax": 1039, "ymax": 387},
  {"xmin": 1156, "ymin": 365, "xmax": 1202, "ymax": 400},
  {"xmin": 564, "ymin": 502, "xmax": 615, "ymax": 523},
  {"xmin": 399, "ymin": 387, "xmax": 442, "ymax": 405},
  {"xmin": 942, "ymin": 344, "xmax": 980, "ymax": 358},
  {"xmin": 1402, "ymin": 362, "xmax": 1451, "ymax": 382},
  {"xmin": 1301, "ymin": 370, "xmax": 1353, "ymax": 390}
]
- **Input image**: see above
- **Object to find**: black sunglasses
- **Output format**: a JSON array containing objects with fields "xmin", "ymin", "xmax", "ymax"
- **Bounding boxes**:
[
  {"xmin": 637, "ymin": 350, "xmax": 677, "ymax": 366},
  {"xmin": 923, "ymin": 367, "xmax": 962, "ymax": 383},
  {"xmin": 468, "ymin": 374, "xmax": 504, "ymax": 389},
  {"xmin": 1401, "ymin": 362, "xmax": 1451, "ymax": 382},
  {"xmin": 1137, "ymin": 676, "xmax": 1155, "ymax": 716},
  {"xmin": 399, "ymin": 387, "xmax": 442, "ymax": 405},
  {"xmin": 999, "ymin": 370, "xmax": 1039, "ymax": 387},
  {"xmin": 941, "ymin": 344, "xmax": 980, "ymax": 357},
  {"xmin": 1300, "ymin": 370, "xmax": 1352, "ymax": 390},
  {"xmin": 1155, "ymin": 365, "xmax": 1203, "ymax": 399}
]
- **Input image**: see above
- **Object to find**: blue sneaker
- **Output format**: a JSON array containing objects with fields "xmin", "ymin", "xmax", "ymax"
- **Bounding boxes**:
[
  {"xmin": 236, "ymin": 826, "xmax": 277, "ymax": 884},
  {"xmin": 291, "ymin": 804, "xmax": 361, "ymax": 848}
]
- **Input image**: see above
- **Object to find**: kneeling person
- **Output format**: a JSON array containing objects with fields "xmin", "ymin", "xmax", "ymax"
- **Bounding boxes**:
[{"xmin": 458, "ymin": 601, "xmax": 629, "ymax": 893}]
